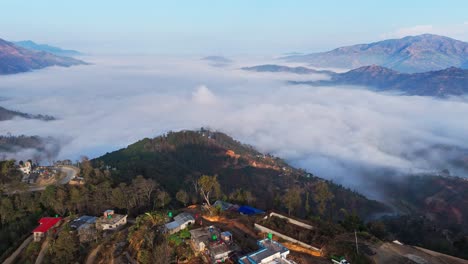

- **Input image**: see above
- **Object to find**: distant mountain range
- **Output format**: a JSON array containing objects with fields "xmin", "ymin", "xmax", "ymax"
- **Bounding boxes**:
[
  {"xmin": 0, "ymin": 38, "xmax": 86, "ymax": 75},
  {"xmin": 0, "ymin": 106, "xmax": 55, "ymax": 121},
  {"xmin": 201, "ymin": 56, "xmax": 233, "ymax": 67},
  {"xmin": 291, "ymin": 65, "xmax": 468, "ymax": 97},
  {"xmin": 241, "ymin": 64, "xmax": 335, "ymax": 75},
  {"xmin": 283, "ymin": 34, "xmax": 468, "ymax": 73},
  {"xmin": 13, "ymin": 40, "xmax": 82, "ymax": 57}
]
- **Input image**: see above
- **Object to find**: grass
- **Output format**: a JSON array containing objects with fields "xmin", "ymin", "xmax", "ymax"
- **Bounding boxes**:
[{"xmin": 168, "ymin": 228, "xmax": 191, "ymax": 246}]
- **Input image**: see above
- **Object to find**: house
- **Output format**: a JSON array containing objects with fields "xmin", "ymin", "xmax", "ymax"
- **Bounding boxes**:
[
  {"xmin": 238, "ymin": 238, "xmax": 293, "ymax": 264},
  {"xmin": 32, "ymin": 217, "xmax": 62, "ymax": 242},
  {"xmin": 190, "ymin": 226, "xmax": 237, "ymax": 263},
  {"xmin": 71, "ymin": 216, "xmax": 98, "ymax": 243},
  {"xmin": 95, "ymin": 210, "xmax": 127, "ymax": 230},
  {"xmin": 164, "ymin": 212, "xmax": 195, "ymax": 234}
]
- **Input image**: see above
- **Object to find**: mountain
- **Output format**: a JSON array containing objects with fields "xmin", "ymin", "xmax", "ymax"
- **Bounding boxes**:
[
  {"xmin": 0, "ymin": 38, "xmax": 86, "ymax": 75},
  {"xmin": 0, "ymin": 106, "xmax": 55, "ymax": 121},
  {"xmin": 94, "ymin": 129, "xmax": 389, "ymax": 219},
  {"xmin": 291, "ymin": 65, "xmax": 468, "ymax": 97},
  {"xmin": 379, "ymin": 174, "xmax": 468, "ymax": 259},
  {"xmin": 283, "ymin": 34, "xmax": 468, "ymax": 73},
  {"xmin": 201, "ymin": 56, "xmax": 233, "ymax": 67},
  {"xmin": 13, "ymin": 40, "xmax": 82, "ymax": 57},
  {"xmin": 241, "ymin": 64, "xmax": 335, "ymax": 75}
]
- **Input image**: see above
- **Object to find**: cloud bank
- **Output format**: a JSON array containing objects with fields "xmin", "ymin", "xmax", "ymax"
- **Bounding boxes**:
[{"xmin": 1, "ymin": 55, "xmax": 468, "ymax": 198}]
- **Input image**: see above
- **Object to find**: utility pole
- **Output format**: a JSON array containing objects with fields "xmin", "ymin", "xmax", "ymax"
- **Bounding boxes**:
[{"xmin": 355, "ymin": 230, "xmax": 359, "ymax": 254}]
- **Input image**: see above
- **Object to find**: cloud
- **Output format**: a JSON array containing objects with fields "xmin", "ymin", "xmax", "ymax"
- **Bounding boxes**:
[
  {"xmin": 1, "ymin": 55, "xmax": 468, "ymax": 199},
  {"xmin": 192, "ymin": 85, "xmax": 219, "ymax": 105},
  {"xmin": 382, "ymin": 23, "xmax": 468, "ymax": 41}
]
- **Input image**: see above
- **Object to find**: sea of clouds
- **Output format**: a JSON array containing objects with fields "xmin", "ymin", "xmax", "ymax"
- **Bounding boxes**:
[{"xmin": 1, "ymin": 55, "xmax": 468, "ymax": 198}]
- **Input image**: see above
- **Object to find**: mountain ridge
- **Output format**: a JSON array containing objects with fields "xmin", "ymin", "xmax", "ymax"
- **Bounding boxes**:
[
  {"xmin": 241, "ymin": 64, "xmax": 335, "ymax": 75},
  {"xmin": 0, "ymin": 38, "xmax": 86, "ymax": 75},
  {"xmin": 283, "ymin": 34, "xmax": 468, "ymax": 73},
  {"xmin": 291, "ymin": 65, "xmax": 468, "ymax": 97},
  {"xmin": 13, "ymin": 40, "xmax": 82, "ymax": 57}
]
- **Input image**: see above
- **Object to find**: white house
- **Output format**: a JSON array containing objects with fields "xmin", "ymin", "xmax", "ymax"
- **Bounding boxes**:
[
  {"xmin": 96, "ymin": 210, "xmax": 127, "ymax": 230},
  {"xmin": 164, "ymin": 212, "xmax": 195, "ymax": 234}
]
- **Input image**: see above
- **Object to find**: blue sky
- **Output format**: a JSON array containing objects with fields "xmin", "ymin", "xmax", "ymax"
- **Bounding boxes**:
[{"xmin": 1, "ymin": 0, "xmax": 468, "ymax": 54}]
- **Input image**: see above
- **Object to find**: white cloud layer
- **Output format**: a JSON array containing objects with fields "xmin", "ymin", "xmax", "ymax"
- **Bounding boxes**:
[{"xmin": 1, "ymin": 55, "xmax": 468, "ymax": 198}]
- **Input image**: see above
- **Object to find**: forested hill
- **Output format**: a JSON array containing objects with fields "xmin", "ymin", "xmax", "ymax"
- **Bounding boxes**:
[{"xmin": 94, "ymin": 129, "xmax": 389, "ymax": 220}]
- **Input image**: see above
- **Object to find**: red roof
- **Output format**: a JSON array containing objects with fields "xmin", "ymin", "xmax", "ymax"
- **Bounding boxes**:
[{"xmin": 33, "ymin": 217, "xmax": 62, "ymax": 233}]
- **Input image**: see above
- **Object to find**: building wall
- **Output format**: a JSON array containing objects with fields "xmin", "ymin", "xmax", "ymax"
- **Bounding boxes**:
[
  {"xmin": 254, "ymin": 223, "xmax": 321, "ymax": 252},
  {"xmin": 100, "ymin": 215, "xmax": 127, "ymax": 230},
  {"xmin": 33, "ymin": 232, "xmax": 44, "ymax": 242},
  {"xmin": 268, "ymin": 212, "xmax": 314, "ymax": 230}
]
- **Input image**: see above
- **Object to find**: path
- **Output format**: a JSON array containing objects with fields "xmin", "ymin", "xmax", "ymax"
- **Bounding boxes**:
[
  {"xmin": 2, "ymin": 235, "xmax": 33, "ymax": 264},
  {"xmin": 85, "ymin": 244, "xmax": 102, "ymax": 264},
  {"xmin": 34, "ymin": 238, "xmax": 49, "ymax": 264}
]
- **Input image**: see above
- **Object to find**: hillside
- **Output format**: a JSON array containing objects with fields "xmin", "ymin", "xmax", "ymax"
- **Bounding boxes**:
[
  {"xmin": 0, "ymin": 106, "xmax": 55, "ymax": 121},
  {"xmin": 291, "ymin": 65, "xmax": 468, "ymax": 97},
  {"xmin": 94, "ymin": 129, "xmax": 389, "ymax": 219},
  {"xmin": 376, "ymin": 174, "xmax": 468, "ymax": 259},
  {"xmin": 241, "ymin": 64, "xmax": 335, "ymax": 75},
  {"xmin": 0, "ymin": 38, "xmax": 86, "ymax": 75},
  {"xmin": 13, "ymin": 40, "xmax": 81, "ymax": 57},
  {"xmin": 283, "ymin": 34, "xmax": 468, "ymax": 73}
]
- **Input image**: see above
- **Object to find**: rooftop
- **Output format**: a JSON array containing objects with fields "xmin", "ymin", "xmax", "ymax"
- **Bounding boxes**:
[
  {"xmin": 96, "ymin": 213, "xmax": 127, "ymax": 225},
  {"xmin": 174, "ymin": 212, "xmax": 195, "ymax": 225},
  {"xmin": 71, "ymin": 215, "xmax": 97, "ymax": 229},
  {"xmin": 33, "ymin": 217, "xmax": 62, "ymax": 233},
  {"xmin": 238, "ymin": 239, "xmax": 291, "ymax": 264}
]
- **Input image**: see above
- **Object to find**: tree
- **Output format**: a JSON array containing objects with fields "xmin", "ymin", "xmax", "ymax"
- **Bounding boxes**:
[
  {"xmin": 50, "ymin": 224, "xmax": 79, "ymax": 264},
  {"xmin": 111, "ymin": 184, "xmax": 128, "ymax": 211},
  {"xmin": 229, "ymin": 188, "xmax": 256, "ymax": 204},
  {"xmin": 305, "ymin": 191, "xmax": 311, "ymax": 216},
  {"xmin": 176, "ymin": 189, "xmax": 189, "ymax": 207},
  {"xmin": 0, "ymin": 197, "xmax": 15, "ymax": 224},
  {"xmin": 132, "ymin": 175, "xmax": 158, "ymax": 206},
  {"xmin": 197, "ymin": 175, "xmax": 221, "ymax": 207},
  {"xmin": 155, "ymin": 191, "xmax": 171, "ymax": 209},
  {"xmin": 283, "ymin": 186, "xmax": 301, "ymax": 215},
  {"xmin": 313, "ymin": 181, "xmax": 334, "ymax": 217},
  {"xmin": 144, "ymin": 212, "xmax": 166, "ymax": 227}
]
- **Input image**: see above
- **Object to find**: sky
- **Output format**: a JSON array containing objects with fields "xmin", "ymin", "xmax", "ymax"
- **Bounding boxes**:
[{"xmin": 1, "ymin": 0, "xmax": 468, "ymax": 54}]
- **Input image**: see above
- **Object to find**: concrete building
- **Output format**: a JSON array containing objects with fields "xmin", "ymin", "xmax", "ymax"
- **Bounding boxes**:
[
  {"xmin": 190, "ymin": 226, "xmax": 237, "ymax": 263},
  {"xmin": 96, "ymin": 210, "xmax": 127, "ymax": 230},
  {"xmin": 164, "ymin": 212, "xmax": 195, "ymax": 234},
  {"xmin": 238, "ymin": 239, "xmax": 293, "ymax": 264},
  {"xmin": 32, "ymin": 217, "xmax": 62, "ymax": 242}
]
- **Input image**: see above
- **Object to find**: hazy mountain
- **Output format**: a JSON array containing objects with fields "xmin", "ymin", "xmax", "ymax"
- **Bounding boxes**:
[
  {"xmin": 13, "ymin": 40, "xmax": 82, "ymax": 57},
  {"xmin": 0, "ymin": 106, "xmax": 55, "ymax": 121},
  {"xmin": 242, "ymin": 64, "xmax": 335, "ymax": 75},
  {"xmin": 0, "ymin": 38, "xmax": 86, "ymax": 75},
  {"xmin": 283, "ymin": 34, "xmax": 468, "ymax": 73},
  {"xmin": 201, "ymin": 56, "xmax": 233, "ymax": 67},
  {"xmin": 292, "ymin": 65, "xmax": 468, "ymax": 97}
]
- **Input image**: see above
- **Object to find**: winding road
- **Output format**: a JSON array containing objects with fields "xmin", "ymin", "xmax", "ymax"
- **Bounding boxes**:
[
  {"xmin": 4, "ymin": 166, "xmax": 79, "ymax": 195},
  {"xmin": 28, "ymin": 165, "xmax": 79, "ymax": 192}
]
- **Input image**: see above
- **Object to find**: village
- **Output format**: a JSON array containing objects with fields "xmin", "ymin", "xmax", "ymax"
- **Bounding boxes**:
[{"xmin": 5, "ymin": 194, "xmax": 345, "ymax": 264}]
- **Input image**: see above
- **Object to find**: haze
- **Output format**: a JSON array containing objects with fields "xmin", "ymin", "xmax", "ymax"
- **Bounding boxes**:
[{"xmin": 2, "ymin": 56, "xmax": 468, "ymax": 198}]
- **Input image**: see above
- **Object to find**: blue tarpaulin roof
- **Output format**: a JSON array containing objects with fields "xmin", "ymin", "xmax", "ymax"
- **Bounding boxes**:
[{"xmin": 238, "ymin": 205, "xmax": 264, "ymax": 215}]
